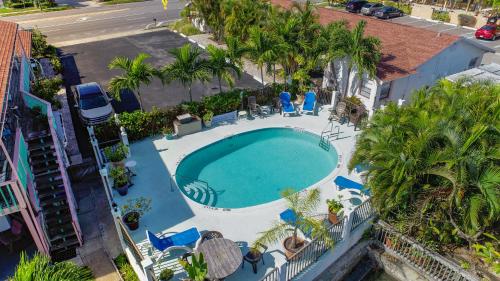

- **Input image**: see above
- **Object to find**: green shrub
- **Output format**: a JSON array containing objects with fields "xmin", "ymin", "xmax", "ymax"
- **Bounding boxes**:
[
  {"xmin": 114, "ymin": 254, "xmax": 139, "ymax": 281},
  {"xmin": 431, "ymin": 10, "xmax": 450, "ymax": 22},
  {"xmin": 201, "ymin": 91, "xmax": 241, "ymax": 115},
  {"xmin": 458, "ymin": 14, "xmax": 476, "ymax": 27},
  {"xmin": 159, "ymin": 268, "xmax": 174, "ymax": 281},
  {"xmin": 31, "ymin": 77, "xmax": 62, "ymax": 109},
  {"xmin": 170, "ymin": 18, "xmax": 202, "ymax": 36},
  {"xmin": 50, "ymin": 56, "xmax": 63, "ymax": 74},
  {"xmin": 9, "ymin": 2, "xmax": 34, "ymax": 8},
  {"xmin": 384, "ymin": 1, "xmax": 412, "ymax": 15}
]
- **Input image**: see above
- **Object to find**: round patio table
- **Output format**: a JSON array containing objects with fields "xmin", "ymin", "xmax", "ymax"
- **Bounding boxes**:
[{"xmin": 196, "ymin": 238, "xmax": 243, "ymax": 279}]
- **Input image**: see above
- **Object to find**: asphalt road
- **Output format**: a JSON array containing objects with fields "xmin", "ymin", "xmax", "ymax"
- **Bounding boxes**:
[
  {"xmin": 4, "ymin": 0, "xmax": 184, "ymax": 46},
  {"xmin": 386, "ymin": 15, "xmax": 500, "ymax": 64},
  {"xmin": 60, "ymin": 29, "xmax": 261, "ymax": 111}
]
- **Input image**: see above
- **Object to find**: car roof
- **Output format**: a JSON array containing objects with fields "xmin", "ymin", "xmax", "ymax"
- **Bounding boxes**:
[
  {"xmin": 380, "ymin": 6, "xmax": 393, "ymax": 10},
  {"xmin": 76, "ymin": 82, "xmax": 102, "ymax": 97}
]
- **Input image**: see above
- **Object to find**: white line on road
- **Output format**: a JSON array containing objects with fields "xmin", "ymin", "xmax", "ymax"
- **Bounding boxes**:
[
  {"xmin": 30, "ymin": 11, "xmax": 151, "ymax": 29},
  {"xmin": 126, "ymin": 16, "xmax": 150, "ymax": 21},
  {"xmin": 15, "ymin": 8, "xmax": 130, "ymax": 24}
]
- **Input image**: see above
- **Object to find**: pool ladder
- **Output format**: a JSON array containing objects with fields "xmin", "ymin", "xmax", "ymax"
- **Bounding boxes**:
[{"xmin": 319, "ymin": 123, "xmax": 340, "ymax": 151}]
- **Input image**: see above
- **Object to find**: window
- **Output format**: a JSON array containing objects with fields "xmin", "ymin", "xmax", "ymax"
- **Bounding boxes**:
[
  {"xmin": 379, "ymin": 81, "xmax": 392, "ymax": 99},
  {"xmin": 360, "ymin": 79, "xmax": 372, "ymax": 98},
  {"xmin": 469, "ymin": 57, "xmax": 479, "ymax": 68}
]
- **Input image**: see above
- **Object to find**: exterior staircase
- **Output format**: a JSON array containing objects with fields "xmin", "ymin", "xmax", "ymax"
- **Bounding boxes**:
[{"xmin": 27, "ymin": 131, "xmax": 80, "ymax": 261}]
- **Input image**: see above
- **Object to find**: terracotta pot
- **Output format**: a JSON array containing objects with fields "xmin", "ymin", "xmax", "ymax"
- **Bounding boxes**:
[
  {"xmin": 123, "ymin": 211, "xmax": 140, "ymax": 231},
  {"xmin": 112, "ymin": 160, "xmax": 125, "ymax": 168},
  {"xmin": 384, "ymin": 237, "xmax": 393, "ymax": 248},
  {"xmin": 116, "ymin": 183, "xmax": 129, "ymax": 196},
  {"xmin": 283, "ymin": 236, "xmax": 306, "ymax": 259},
  {"xmin": 203, "ymin": 120, "xmax": 212, "ymax": 128},
  {"xmin": 328, "ymin": 211, "xmax": 339, "ymax": 224}
]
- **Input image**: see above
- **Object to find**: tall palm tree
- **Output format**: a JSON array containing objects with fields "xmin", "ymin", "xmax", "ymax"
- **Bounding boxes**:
[
  {"xmin": 323, "ymin": 21, "xmax": 350, "ymax": 92},
  {"xmin": 341, "ymin": 20, "xmax": 381, "ymax": 98},
  {"xmin": 161, "ymin": 44, "xmax": 211, "ymax": 102},
  {"xmin": 254, "ymin": 188, "xmax": 333, "ymax": 252},
  {"xmin": 206, "ymin": 45, "xmax": 241, "ymax": 92},
  {"xmin": 224, "ymin": 36, "xmax": 248, "ymax": 69},
  {"xmin": 9, "ymin": 252, "xmax": 94, "ymax": 281},
  {"xmin": 108, "ymin": 53, "xmax": 158, "ymax": 112},
  {"xmin": 246, "ymin": 27, "xmax": 276, "ymax": 88}
]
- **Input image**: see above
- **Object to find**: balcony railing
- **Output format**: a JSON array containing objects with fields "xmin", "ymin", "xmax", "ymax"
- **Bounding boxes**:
[{"xmin": 0, "ymin": 184, "xmax": 19, "ymax": 215}]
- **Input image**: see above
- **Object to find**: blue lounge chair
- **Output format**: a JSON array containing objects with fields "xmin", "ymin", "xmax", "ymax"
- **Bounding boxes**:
[
  {"xmin": 279, "ymin": 92, "xmax": 295, "ymax": 116},
  {"xmin": 334, "ymin": 176, "xmax": 370, "ymax": 196},
  {"xmin": 301, "ymin": 91, "xmax": 316, "ymax": 115},
  {"xmin": 146, "ymin": 227, "xmax": 200, "ymax": 258}
]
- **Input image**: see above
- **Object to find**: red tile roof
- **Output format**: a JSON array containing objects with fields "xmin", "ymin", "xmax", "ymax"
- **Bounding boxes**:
[
  {"xmin": 0, "ymin": 21, "xmax": 18, "ymax": 110},
  {"xmin": 271, "ymin": 0, "xmax": 461, "ymax": 81},
  {"xmin": 19, "ymin": 30, "xmax": 32, "ymax": 58}
]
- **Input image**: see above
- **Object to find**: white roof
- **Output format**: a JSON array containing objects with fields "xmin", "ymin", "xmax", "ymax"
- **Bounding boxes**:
[{"xmin": 446, "ymin": 63, "xmax": 500, "ymax": 83}]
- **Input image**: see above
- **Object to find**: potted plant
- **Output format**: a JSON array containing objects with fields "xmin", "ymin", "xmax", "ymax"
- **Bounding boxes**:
[
  {"xmin": 253, "ymin": 188, "xmax": 333, "ymax": 259},
  {"xmin": 104, "ymin": 143, "xmax": 129, "ymax": 167},
  {"xmin": 159, "ymin": 268, "xmax": 174, "ymax": 281},
  {"xmin": 110, "ymin": 166, "xmax": 129, "ymax": 196},
  {"xmin": 178, "ymin": 253, "xmax": 209, "ymax": 281},
  {"xmin": 162, "ymin": 127, "xmax": 175, "ymax": 140},
  {"xmin": 202, "ymin": 111, "xmax": 214, "ymax": 128},
  {"xmin": 326, "ymin": 198, "xmax": 343, "ymax": 224},
  {"xmin": 121, "ymin": 197, "xmax": 152, "ymax": 231}
]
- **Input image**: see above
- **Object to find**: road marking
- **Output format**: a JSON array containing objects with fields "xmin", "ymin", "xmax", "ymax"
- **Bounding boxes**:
[
  {"xmin": 440, "ymin": 26, "xmax": 459, "ymax": 32},
  {"xmin": 494, "ymin": 45, "xmax": 500, "ymax": 49},
  {"xmin": 30, "ymin": 11, "xmax": 151, "ymax": 29},
  {"xmin": 419, "ymin": 22, "xmax": 441, "ymax": 28},
  {"xmin": 126, "ymin": 16, "xmax": 150, "ymax": 21},
  {"xmin": 404, "ymin": 19, "xmax": 426, "ymax": 24},
  {"xmin": 15, "ymin": 8, "xmax": 130, "ymax": 24}
]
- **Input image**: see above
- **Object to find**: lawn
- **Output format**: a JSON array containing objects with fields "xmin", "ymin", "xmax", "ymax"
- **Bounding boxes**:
[{"xmin": 0, "ymin": 5, "xmax": 72, "ymax": 16}]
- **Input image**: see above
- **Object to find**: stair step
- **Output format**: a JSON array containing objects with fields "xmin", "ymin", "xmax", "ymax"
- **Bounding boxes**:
[
  {"xmin": 29, "ymin": 150, "xmax": 56, "ymax": 159},
  {"xmin": 39, "ymin": 196, "xmax": 67, "ymax": 208},
  {"xmin": 50, "ymin": 247, "xmax": 77, "ymax": 262},
  {"xmin": 35, "ymin": 174, "xmax": 63, "ymax": 185},
  {"xmin": 32, "ymin": 165, "xmax": 60, "ymax": 177},
  {"xmin": 46, "ymin": 214, "xmax": 72, "ymax": 227},
  {"xmin": 30, "ymin": 156, "xmax": 58, "ymax": 166},
  {"xmin": 37, "ymin": 182, "xmax": 64, "ymax": 193},
  {"xmin": 28, "ymin": 141, "xmax": 54, "ymax": 152},
  {"xmin": 43, "ymin": 204, "xmax": 70, "ymax": 216},
  {"xmin": 50, "ymin": 234, "xmax": 78, "ymax": 246},
  {"xmin": 38, "ymin": 189, "xmax": 66, "ymax": 200},
  {"xmin": 48, "ymin": 224, "xmax": 76, "ymax": 237}
]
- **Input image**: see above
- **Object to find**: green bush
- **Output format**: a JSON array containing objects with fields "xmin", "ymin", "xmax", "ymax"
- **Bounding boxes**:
[
  {"xmin": 159, "ymin": 268, "xmax": 174, "ymax": 281},
  {"xmin": 31, "ymin": 78, "xmax": 62, "ymax": 109},
  {"xmin": 170, "ymin": 18, "xmax": 202, "ymax": 36},
  {"xmin": 50, "ymin": 56, "xmax": 63, "ymax": 74},
  {"xmin": 9, "ymin": 2, "xmax": 34, "ymax": 8},
  {"xmin": 431, "ymin": 10, "xmax": 450, "ymax": 22},
  {"xmin": 384, "ymin": 1, "xmax": 412, "ymax": 15},
  {"xmin": 201, "ymin": 91, "xmax": 241, "ymax": 115},
  {"xmin": 458, "ymin": 14, "xmax": 476, "ymax": 27},
  {"xmin": 114, "ymin": 254, "xmax": 139, "ymax": 281}
]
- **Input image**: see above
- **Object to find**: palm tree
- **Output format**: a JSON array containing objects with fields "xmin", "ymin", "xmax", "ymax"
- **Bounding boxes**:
[
  {"xmin": 323, "ymin": 21, "xmax": 350, "ymax": 92},
  {"xmin": 253, "ymin": 188, "xmax": 333, "ymax": 255},
  {"xmin": 9, "ymin": 252, "xmax": 93, "ymax": 281},
  {"xmin": 349, "ymin": 79, "xmax": 500, "ymax": 247},
  {"xmin": 206, "ymin": 44, "xmax": 241, "ymax": 92},
  {"xmin": 340, "ymin": 20, "xmax": 381, "ymax": 99},
  {"xmin": 224, "ymin": 36, "xmax": 248, "ymax": 69},
  {"xmin": 246, "ymin": 27, "xmax": 276, "ymax": 87},
  {"xmin": 161, "ymin": 44, "xmax": 211, "ymax": 102},
  {"xmin": 108, "ymin": 53, "xmax": 158, "ymax": 112}
]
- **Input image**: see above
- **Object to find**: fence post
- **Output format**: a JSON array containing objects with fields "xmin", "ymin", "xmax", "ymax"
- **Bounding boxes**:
[
  {"xmin": 141, "ymin": 258, "xmax": 155, "ymax": 281},
  {"xmin": 120, "ymin": 126, "xmax": 131, "ymax": 158},
  {"xmin": 341, "ymin": 210, "xmax": 354, "ymax": 241}
]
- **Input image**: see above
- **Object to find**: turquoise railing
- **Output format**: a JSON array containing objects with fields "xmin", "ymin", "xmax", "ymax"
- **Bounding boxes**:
[{"xmin": 0, "ymin": 184, "xmax": 18, "ymax": 215}]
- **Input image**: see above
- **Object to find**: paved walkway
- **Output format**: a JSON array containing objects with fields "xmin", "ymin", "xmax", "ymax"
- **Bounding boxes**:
[
  {"xmin": 71, "ymin": 174, "xmax": 122, "ymax": 281},
  {"xmin": 188, "ymin": 33, "xmax": 284, "ymax": 85}
]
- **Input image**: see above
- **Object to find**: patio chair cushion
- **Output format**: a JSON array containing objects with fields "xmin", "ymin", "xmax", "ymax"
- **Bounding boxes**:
[
  {"xmin": 147, "ymin": 227, "xmax": 200, "ymax": 252},
  {"xmin": 280, "ymin": 209, "xmax": 297, "ymax": 225},
  {"xmin": 279, "ymin": 92, "xmax": 295, "ymax": 113},
  {"xmin": 302, "ymin": 92, "xmax": 316, "ymax": 112}
]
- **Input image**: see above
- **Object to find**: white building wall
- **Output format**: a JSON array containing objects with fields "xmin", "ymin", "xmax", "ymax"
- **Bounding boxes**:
[{"xmin": 324, "ymin": 40, "xmax": 487, "ymax": 114}]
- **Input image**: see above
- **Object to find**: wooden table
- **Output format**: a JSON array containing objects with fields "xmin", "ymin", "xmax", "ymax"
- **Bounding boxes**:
[{"xmin": 196, "ymin": 238, "xmax": 243, "ymax": 280}]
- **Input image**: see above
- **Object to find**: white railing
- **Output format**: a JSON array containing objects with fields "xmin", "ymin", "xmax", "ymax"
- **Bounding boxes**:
[
  {"xmin": 259, "ymin": 267, "xmax": 280, "ymax": 281},
  {"xmin": 374, "ymin": 221, "xmax": 480, "ymax": 281}
]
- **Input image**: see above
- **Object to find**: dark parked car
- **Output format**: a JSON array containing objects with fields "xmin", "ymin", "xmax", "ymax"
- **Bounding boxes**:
[
  {"xmin": 361, "ymin": 2, "xmax": 384, "ymax": 15},
  {"xmin": 374, "ymin": 6, "xmax": 404, "ymax": 19},
  {"xmin": 475, "ymin": 24, "xmax": 498, "ymax": 40},
  {"xmin": 346, "ymin": 0, "xmax": 368, "ymax": 13}
]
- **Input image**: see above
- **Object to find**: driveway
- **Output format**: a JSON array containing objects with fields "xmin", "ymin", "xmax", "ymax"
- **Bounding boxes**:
[
  {"xmin": 386, "ymin": 15, "xmax": 500, "ymax": 64},
  {"xmin": 59, "ymin": 29, "xmax": 261, "ymax": 112}
]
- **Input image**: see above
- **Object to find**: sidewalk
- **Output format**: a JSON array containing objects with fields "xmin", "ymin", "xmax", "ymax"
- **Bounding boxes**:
[
  {"xmin": 70, "ymin": 174, "xmax": 122, "ymax": 281},
  {"xmin": 188, "ymin": 33, "xmax": 284, "ymax": 85}
]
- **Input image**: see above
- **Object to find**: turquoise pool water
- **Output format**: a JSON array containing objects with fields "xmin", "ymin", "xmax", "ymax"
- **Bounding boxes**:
[{"xmin": 175, "ymin": 128, "xmax": 338, "ymax": 208}]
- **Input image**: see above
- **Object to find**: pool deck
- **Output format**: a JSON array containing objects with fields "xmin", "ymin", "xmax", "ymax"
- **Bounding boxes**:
[{"xmin": 113, "ymin": 106, "xmax": 364, "ymax": 280}]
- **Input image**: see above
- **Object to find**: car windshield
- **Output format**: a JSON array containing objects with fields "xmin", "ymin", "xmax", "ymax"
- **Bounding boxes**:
[
  {"xmin": 482, "ymin": 25, "xmax": 495, "ymax": 31},
  {"xmin": 79, "ymin": 90, "xmax": 108, "ymax": 110},
  {"xmin": 363, "ymin": 3, "xmax": 373, "ymax": 7}
]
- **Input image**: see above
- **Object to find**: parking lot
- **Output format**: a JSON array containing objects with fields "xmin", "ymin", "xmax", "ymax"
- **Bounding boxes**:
[{"xmin": 386, "ymin": 15, "xmax": 500, "ymax": 64}]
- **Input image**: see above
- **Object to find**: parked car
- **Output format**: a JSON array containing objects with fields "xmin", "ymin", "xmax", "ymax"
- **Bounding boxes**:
[
  {"xmin": 74, "ymin": 82, "xmax": 113, "ymax": 125},
  {"xmin": 346, "ymin": 0, "xmax": 368, "ymax": 13},
  {"xmin": 475, "ymin": 24, "xmax": 498, "ymax": 41},
  {"xmin": 361, "ymin": 2, "xmax": 384, "ymax": 16},
  {"xmin": 374, "ymin": 6, "xmax": 404, "ymax": 19}
]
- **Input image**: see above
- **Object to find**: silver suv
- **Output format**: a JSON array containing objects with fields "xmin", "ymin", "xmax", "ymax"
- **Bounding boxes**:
[
  {"xmin": 361, "ymin": 2, "xmax": 384, "ymax": 16},
  {"xmin": 74, "ymin": 82, "xmax": 113, "ymax": 125}
]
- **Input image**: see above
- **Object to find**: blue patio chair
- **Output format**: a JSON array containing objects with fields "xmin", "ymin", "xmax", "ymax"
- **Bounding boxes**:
[
  {"xmin": 146, "ymin": 227, "xmax": 200, "ymax": 259},
  {"xmin": 301, "ymin": 91, "xmax": 316, "ymax": 115},
  {"xmin": 279, "ymin": 92, "xmax": 295, "ymax": 116},
  {"xmin": 279, "ymin": 209, "xmax": 312, "ymax": 237},
  {"xmin": 333, "ymin": 176, "xmax": 370, "ymax": 196},
  {"xmin": 354, "ymin": 164, "xmax": 369, "ymax": 174}
]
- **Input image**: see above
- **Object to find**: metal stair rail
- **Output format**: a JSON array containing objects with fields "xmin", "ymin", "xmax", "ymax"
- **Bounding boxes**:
[{"xmin": 374, "ymin": 221, "xmax": 480, "ymax": 281}]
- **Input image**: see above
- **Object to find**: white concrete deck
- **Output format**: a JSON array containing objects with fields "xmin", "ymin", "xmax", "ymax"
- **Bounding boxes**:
[{"xmin": 113, "ymin": 106, "xmax": 364, "ymax": 280}]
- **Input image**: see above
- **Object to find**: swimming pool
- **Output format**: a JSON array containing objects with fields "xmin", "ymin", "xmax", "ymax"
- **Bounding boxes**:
[{"xmin": 175, "ymin": 128, "xmax": 339, "ymax": 208}]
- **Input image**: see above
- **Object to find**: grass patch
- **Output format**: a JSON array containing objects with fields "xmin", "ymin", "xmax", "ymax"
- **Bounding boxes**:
[
  {"xmin": 102, "ymin": 0, "xmax": 149, "ymax": 5},
  {"xmin": 0, "ymin": 5, "xmax": 72, "ymax": 16},
  {"xmin": 168, "ymin": 18, "xmax": 202, "ymax": 36},
  {"xmin": 431, "ymin": 10, "xmax": 450, "ymax": 22}
]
